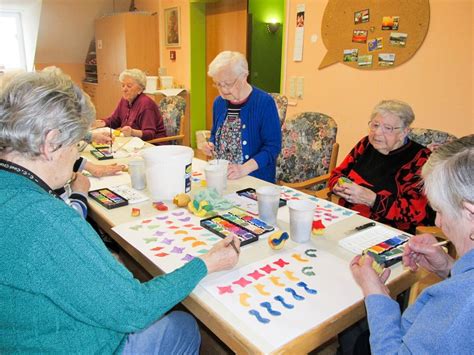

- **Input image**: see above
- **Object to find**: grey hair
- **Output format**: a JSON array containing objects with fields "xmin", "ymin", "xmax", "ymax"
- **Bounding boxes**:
[
  {"xmin": 370, "ymin": 99, "xmax": 415, "ymax": 127},
  {"xmin": 119, "ymin": 68, "xmax": 147, "ymax": 89},
  {"xmin": 208, "ymin": 51, "xmax": 249, "ymax": 78},
  {"xmin": 0, "ymin": 68, "xmax": 95, "ymax": 158},
  {"xmin": 422, "ymin": 134, "xmax": 474, "ymax": 218}
]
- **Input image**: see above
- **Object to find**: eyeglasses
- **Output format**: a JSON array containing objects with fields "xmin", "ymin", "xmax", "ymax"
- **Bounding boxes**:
[
  {"xmin": 212, "ymin": 75, "xmax": 240, "ymax": 90},
  {"xmin": 368, "ymin": 121, "xmax": 404, "ymax": 134},
  {"xmin": 76, "ymin": 140, "xmax": 88, "ymax": 152}
]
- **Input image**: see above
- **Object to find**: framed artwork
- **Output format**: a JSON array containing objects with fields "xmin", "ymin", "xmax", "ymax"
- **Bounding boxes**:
[{"xmin": 164, "ymin": 7, "xmax": 180, "ymax": 47}]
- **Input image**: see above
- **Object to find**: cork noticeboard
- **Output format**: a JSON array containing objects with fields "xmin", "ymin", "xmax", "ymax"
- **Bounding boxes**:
[{"xmin": 319, "ymin": 0, "xmax": 430, "ymax": 70}]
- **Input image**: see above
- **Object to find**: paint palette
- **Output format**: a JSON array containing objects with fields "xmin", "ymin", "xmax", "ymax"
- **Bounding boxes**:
[
  {"xmin": 200, "ymin": 215, "xmax": 260, "ymax": 246},
  {"xmin": 88, "ymin": 188, "xmax": 128, "ymax": 209},
  {"xmin": 224, "ymin": 208, "xmax": 275, "ymax": 234},
  {"xmin": 90, "ymin": 147, "xmax": 113, "ymax": 160},
  {"xmin": 363, "ymin": 234, "xmax": 409, "ymax": 267}
]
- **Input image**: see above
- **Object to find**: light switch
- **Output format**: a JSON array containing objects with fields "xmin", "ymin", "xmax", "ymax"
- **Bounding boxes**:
[
  {"xmin": 289, "ymin": 76, "xmax": 296, "ymax": 98},
  {"xmin": 296, "ymin": 77, "xmax": 304, "ymax": 99}
]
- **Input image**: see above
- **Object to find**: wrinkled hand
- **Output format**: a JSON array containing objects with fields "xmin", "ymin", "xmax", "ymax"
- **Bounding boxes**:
[
  {"xmin": 85, "ymin": 162, "xmax": 125, "ymax": 177},
  {"xmin": 201, "ymin": 142, "xmax": 215, "ymax": 157},
  {"xmin": 403, "ymin": 233, "xmax": 454, "ymax": 279},
  {"xmin": 335, "ymin": 182, "xmax": 376, "ymax": 207},
  {"xmin": 121, "ymin": 126, "xmax": 133, "ymax": 137},
  {"xmin": 350, "ymin": 255, "xmax": 391, "ymax": 297},
  {"xmin": 227, "ymin": 164, "xmax": 248, "ymax": 180},
  {"xmin": 70, "ymin": 173, "xmax": 90, "ymax": 194},
  {"xmin": 199, "ymin": 236, "xmax": 240, "ymax": 274},
  {"xmin": 92, "ymin": 120, "xmax": 106, "ymax": 129},
  {"xmin": 92, "ymin": 131, "xmax": 113, "ymax": 144}
]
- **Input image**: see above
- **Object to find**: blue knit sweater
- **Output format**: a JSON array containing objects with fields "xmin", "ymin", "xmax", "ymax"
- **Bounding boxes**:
[
  {"xmin": 365, "ymin": 249, "xmax": 474, "ymax": 354},
  {"xmin": 0, "ymin": 169, "xmax": 207, "ymax": 353},
  {"xmin": 210, "ymin": 87, "xmax": 282, "ymax": 183}
]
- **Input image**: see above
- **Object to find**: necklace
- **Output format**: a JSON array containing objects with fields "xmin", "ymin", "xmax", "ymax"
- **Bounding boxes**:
[{"xmin": 0, "ymin": 159, "xmax": 59, "ymax": 198}]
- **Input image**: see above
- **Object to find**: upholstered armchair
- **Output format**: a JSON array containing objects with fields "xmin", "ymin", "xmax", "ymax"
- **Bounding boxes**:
[
  {"xmin": 269, "ymin": 93, "xmax": 289, "ymax": 126},
  {"xmin": 276, "ymin": 112, "xmax": 338, "ymax": 198},
  {"xmin": 147, "ymin": 96, "xmax": 186, "ymax": 145},
  {"xmin": 408, "ymin": 127, "xmax": 457, "ymax": 151}
]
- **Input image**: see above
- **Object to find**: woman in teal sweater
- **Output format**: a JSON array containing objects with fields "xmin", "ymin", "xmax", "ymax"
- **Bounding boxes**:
[{"xmin": 0, "ymin": 69, "xmax": 240, "ymax": 353}]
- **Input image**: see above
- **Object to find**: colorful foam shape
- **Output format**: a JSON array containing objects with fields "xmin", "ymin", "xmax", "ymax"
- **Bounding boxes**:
[{"xmin": 268, "ymin": 231, "xmax": 289, "ymax": 250}]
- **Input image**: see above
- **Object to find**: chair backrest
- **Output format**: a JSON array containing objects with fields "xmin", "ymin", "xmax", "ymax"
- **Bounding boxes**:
[
  {"xmin": 269, "ymin": 93, "xmax": 288, "ymax": 126},
  {"xmin": 277, "ymin": 112, "xmax": 338, "ymax": 189},
  {"xmin": 408, "ymin": 127, "xmax": 457, "ymax": 151},
  {"xmin": 159, "ymin": 95, "xmax": 186, "ymax": 137}
]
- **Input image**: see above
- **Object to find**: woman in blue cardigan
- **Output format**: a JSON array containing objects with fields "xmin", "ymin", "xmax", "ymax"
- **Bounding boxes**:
[{"xmin": 201, "ymin": 51, "xmax": 282, "ymax": 183}]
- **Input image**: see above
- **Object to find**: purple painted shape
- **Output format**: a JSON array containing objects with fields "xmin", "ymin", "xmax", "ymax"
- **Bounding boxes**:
[
  {"xmin": 182, "ymin": 254, "xmax": 194, "ymax": 261},
  {"xmin": 172, "ymin": 211, "xmax": 185, "ymax": 216},
  {"xmin": 155, "ymin": 216, "xmax": 169, "ymax": 220},
  {"xmin": 153, "ymin": 231, "xmax": 166, "ymax": 236},
  {"xmin": 170, "ymin": 246, "xmax": 185, "ymax": 254},
  {"xmin": 161, "ymin": 238, "xmax": 173, "ymax": 245},
  {"xmin": 178, "ymin": 217, "xmax": 191, "ymax": 222}
]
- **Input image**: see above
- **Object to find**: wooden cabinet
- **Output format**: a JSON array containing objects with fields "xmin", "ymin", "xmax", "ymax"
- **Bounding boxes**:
[
  {"xmin": 82, "ymin": 82, "xmax": 98, "ymax": 107},
  {"xmin": 95, "ymin": 12, "xmax": 159, "ymax": 118}
]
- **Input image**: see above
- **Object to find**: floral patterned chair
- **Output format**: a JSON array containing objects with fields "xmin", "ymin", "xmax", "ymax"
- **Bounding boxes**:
[
  {"xmin": 269, "ymin": 93, "xmax": 288, "ymax": 126},
  {"xmin": 276, "ymin": 112, "xmax": 338, "ymax": 197},
  {"xmin": 147, "ymin": 96, "xmax": 186, "ymax": 145},
  {"xmin": 408, "ymin": 127, "xmax": 457, "ymax": 151}
]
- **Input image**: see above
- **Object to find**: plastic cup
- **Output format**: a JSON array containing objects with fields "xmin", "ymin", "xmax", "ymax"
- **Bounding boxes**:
[
  {"xmin": 256, "ymin": 186, "xmax": 280, "ymax": 226},
  {"xmin": 288, "ymin": 200, "xmax": 317, "ymax": 243},
  {"xmin": 204, "ymin": 162, "xmax": 228, "ymax": 195},
  {"xmin": 128, "ymin": 159, "xmax": 146, "ymax": 190}
]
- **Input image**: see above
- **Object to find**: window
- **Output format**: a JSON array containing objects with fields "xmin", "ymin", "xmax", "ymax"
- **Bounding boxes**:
[{"xmin": 0, "ymin": 12, "xmax": 26, "ymax": 71}]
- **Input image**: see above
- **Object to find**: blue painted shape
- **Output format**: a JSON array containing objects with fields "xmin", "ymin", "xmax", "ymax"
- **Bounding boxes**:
[
  {"xmin": 285, "ymin": 287, "xmax": 305, "ymax": 300},
  {"xmin": 260, "ymin": 302, "xmax": 281, "ymax": 316},
  {"xmin": 296, "ymin": 281, "xmax": 318, "ymax": 295},
  {"xmin": 274, "ymin": 295, "xmax": 294, "ymax": 309},
  {"xmin": 248, "ymin": 309, "xmax": 270, "ymax": 324}
]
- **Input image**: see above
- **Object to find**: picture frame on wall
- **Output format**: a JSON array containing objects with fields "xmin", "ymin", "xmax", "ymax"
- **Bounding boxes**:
[{"xmin": 164, "ymin": 6, "xmax": 180, "ymax": 47}]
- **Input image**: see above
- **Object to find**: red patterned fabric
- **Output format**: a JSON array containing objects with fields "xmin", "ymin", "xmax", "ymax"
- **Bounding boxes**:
[{"xmin": 329, "ymin": 136, "xmax": 434, "ymax": 233}]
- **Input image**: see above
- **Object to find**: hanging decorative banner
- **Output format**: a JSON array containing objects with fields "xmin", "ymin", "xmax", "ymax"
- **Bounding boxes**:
[{"xmin": 292, "ymin": 4, "xmax": 306, "ymax": 61}]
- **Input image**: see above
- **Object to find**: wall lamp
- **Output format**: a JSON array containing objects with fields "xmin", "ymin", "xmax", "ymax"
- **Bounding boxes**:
[{"xmin": 266, "ymin": 22, "xmax": 280, "ymax": 34}]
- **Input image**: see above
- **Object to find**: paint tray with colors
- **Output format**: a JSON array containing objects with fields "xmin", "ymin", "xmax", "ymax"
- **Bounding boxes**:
[
  {"xmin": 223, "ymin": 208, "xmax": 275, "ymax": 234},
  {"xmin": 88, "ymin": 188, "xmax": 128, "ymax": 209},
  {"xmin": 363, "ymin": 234, "xmax": 410, "ymax": 267},
  {"xmin": 200, "ymin": 215, "xmax": 259, "ymax": 246}
]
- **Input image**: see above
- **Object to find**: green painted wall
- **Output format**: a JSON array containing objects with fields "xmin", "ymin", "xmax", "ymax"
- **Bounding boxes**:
[
  {"xmin": 190, "ymin": 3, "xmax": 206, "ymax": 147},
  {"xmin": 248, "ymin": 0, "xmax": 284, "ymax": 93}
]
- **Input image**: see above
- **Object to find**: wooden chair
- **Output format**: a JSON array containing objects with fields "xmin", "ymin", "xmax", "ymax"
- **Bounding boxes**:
[
  {"xmin": 269, "ymin": 93, "xmax": 289, "ymax": 126},
  {"xmin": 147, "ymin": 96, "xmax": 186, "ymax": 145},
  {"xmin": 276, "ymin": 112, "xmax": 338, "ymax": 198}
]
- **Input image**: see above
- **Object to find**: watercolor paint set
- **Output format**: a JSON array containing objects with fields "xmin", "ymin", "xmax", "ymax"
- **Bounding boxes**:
[
  {"xmin": 200, "ymin": 210, "xmax": 273, "ymax": 246},
  {"xmin": 88, "ymin": 188, "xmax": 128, "ymax": 209},
  {"xmin": 363, "ymin": 233, "xmax": 410, "ymax": 267},
  {"xmin": 90, "ymin": 147, "xmax": 114, "ymax": 160}
]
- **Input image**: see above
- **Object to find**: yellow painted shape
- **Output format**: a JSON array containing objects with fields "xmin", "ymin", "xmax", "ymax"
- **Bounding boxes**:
[
  {"xmin": 284, "ymin": 270, "xmax": 300, "ymax": 281},
  {"xmin": 292, "ymin": 253, "xmax": 309, "ymax": 262},
  {"xmin": 254, "ymin": 283, "xmax": 270, "ymax": 296},
  {"xmin": 239, "ymin": 293, "xmax": 251, "ymax": 307},
  {"xmin": 269, "ymin": 276, "xmax": 285, "ymax": 287}
]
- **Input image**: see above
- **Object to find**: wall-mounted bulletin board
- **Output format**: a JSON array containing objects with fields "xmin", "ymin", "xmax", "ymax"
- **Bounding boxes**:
[{"xmin": 319, "ymin": 0, "xmax": 430, "ymax": 70}]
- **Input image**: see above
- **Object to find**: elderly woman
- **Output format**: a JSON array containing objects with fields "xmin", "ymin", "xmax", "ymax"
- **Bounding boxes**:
[
  {"xmin": 350, "ymin": 135, "xmax": 474, "ymax": 353},
  {"xmin": 95, "ymin": 68, "xmax": 166, "ymax": 141},
  {"xmin": 329, "ymin": 100, "xmax": 434, "ymax": 233},
  {"xmin": 0, "ymin": 70, "xmax": 240, "ymax": 353},
  {"xmin": 200, "ymin": 51, "xmax": 281, "ymax": 183}
]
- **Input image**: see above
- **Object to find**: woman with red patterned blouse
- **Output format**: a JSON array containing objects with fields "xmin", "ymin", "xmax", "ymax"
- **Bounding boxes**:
[{"xmin": 329, "ymin": 100, "xmax": 434, "ymax": 233}]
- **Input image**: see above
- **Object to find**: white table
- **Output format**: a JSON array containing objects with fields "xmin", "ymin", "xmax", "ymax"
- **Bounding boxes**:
[{"xmin": 83, "ymin": 146, "xmax": 421, "ymax": 354}]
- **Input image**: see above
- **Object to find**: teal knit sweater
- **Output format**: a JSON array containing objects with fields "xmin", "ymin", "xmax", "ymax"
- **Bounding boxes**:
[{"xmin": 0, "ymin": 170, "xmax": 208, "ymax": 353}]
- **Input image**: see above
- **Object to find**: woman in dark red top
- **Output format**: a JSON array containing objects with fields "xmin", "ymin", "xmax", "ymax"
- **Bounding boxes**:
[
  {"xmin": 329, "ymin": 100, "xmax": 434, "ymax": 233},
  {"xmin": 94, "ymin": 69, "xmax": 166, "ymax": 141}
]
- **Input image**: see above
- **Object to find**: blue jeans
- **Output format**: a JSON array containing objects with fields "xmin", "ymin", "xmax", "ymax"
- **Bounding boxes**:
[{"xmin": 122, "ymin": 311, "xmax": 200, "ymax": 354}]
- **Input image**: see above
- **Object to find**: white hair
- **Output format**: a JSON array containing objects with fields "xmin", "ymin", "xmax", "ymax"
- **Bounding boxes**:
[
  {"xmin": 422, "ymin": 134, "xmax": 474, "ymax": 219},
  {"xmin": 370, "ymin": 99, "xmax": 415, "ymax": 127},
  {"xmin": 0, "ymin": 68, "xmax": 95, "ymax": 158},
  {"xmin": 119, "ymin": 68, "xmax": 147, "ymax": 89},
  {"xmin": 208, "ymin": 51, "xmax": 249, "ymax": 78}
]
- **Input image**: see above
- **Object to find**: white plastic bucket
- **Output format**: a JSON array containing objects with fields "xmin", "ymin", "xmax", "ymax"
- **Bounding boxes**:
[
  {"xmin": 145, "ymin": 76, "xmax": 158, "ymax": 92},
  {"xmin": 142, "ymin": 145, "xmax": 194, "ymax": 200},
  {"xmin": 160, "ymin": 76, "xmax": 173, "ymax": 89}
]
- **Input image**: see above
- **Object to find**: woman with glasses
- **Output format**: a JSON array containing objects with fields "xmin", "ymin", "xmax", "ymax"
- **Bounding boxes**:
[
  {"xmin": 0, "ymin": 69, "xmax": 240, "ymax": 353},
  {"xmin": 200, "ymin": 51, "xmax": 281, "ymax": 183},
  {"xmin": 329, "ymin": 100, "xmax": 434, "ymax": 233}
]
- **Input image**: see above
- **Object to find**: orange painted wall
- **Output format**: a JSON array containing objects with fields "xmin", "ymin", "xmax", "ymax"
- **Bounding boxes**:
[
  {"xmin": 35, "ymin": 62, "xmax": 84, "ymax": 86},
  {"xmin": 283, "ymin": 0, "xmax": 473, "ymax": 161},
  {"xmin": 136, "ymin": 0, "xmax": 190, "ymax": 89}
]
